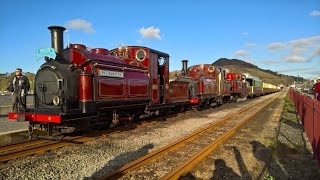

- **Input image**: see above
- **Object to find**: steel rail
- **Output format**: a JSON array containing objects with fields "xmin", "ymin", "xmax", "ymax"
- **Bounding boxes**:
[
  {"xmin": 0, "ymin": 139, "xmax": 49, "ymax": 155},
  {"xmin": 101, "ymin": 92, "xmax": 282, "ymax": 179},
  {"xmin": 0, "ymin": 116, "xmax": 161, "ymax": 163},
  {"xmin": 0, "ymin": 135, "xmax": 92, "ymax": 162},
  {"xmin": 161, "ymin": 92, "xmax": 282, "ymax": 179}
]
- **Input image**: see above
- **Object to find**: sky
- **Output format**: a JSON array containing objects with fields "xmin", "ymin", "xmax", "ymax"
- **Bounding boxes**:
[{"xmin": 1, "ymin": 0, "xmax": 319, "ymax": 79}]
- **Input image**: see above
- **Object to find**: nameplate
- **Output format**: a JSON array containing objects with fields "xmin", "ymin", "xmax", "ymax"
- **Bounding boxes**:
[{"xmin": 100, "ymin": 70, "xmax": 124, "ymax": 78}]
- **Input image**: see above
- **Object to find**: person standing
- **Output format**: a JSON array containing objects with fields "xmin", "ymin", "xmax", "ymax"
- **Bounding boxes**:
[
  {"xmin": 7, "ymin": 68, "xmax": 30, "ymax": 111},
  {"xmin": 314, "ymin": 79, "xmax": 320, "ymax": 101}
]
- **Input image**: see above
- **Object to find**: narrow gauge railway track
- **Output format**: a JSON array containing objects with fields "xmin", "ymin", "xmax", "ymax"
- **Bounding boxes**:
[
  {"xmin": 0, "ymin": 134, "xmax": 97, "ymax": 163},
  {"xmin": 102, "ymin": 92, "xmax": 283, "ymax": 179},
  {"xmin": 0, "ymin": 118, "xmax": 161, "ymax": 164}
]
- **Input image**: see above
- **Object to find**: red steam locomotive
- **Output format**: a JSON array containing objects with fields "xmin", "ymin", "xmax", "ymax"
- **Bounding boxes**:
[{"xmin": 8, "ymin": 26, "xmax": 277, "ymax": 139}]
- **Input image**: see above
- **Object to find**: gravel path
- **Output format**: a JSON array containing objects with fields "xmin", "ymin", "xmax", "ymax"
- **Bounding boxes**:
[
  {"xmin": 0, "ymin": 95, "xmax": 33, "ymax": 135},
  {"xmin": 0, "ymin": 93, "xmax": 279, "ymax": 179}
]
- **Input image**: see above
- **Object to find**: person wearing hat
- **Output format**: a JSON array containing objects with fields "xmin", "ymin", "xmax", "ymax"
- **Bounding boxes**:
[
  {"xmin": 313, "ymin": 78, "xmax": 320, "ymax": 101},
  {"xmin": 7, "ymin": 68, "xmax": 30, "ymax": 111}
]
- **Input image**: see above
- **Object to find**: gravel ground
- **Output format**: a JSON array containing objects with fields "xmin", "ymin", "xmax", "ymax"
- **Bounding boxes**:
[
  {"xmin": 0, "ymin": 93, "xmax": 279, "ymax": 179},
  {"xmin": 119, "ymin": 94, "xmax": 274, "ymax": 179},
  {"xmin": 181, "ymin": 92, "xmax": 320, "ymax": 179}
]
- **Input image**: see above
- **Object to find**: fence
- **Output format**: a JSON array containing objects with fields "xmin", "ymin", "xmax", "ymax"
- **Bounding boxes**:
[{"xmin": 289, "ymin": 89, "xmax": 320, "ymax": 163}]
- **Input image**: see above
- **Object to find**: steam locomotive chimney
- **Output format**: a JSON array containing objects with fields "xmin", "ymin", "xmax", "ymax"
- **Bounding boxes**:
[
  {"xmin": 182, "ymin": 60, "xmax": 188, "ymax": 75},
  {"xmin": 48, "ymin": 26, "xmax": 66, "ymax": 55}
]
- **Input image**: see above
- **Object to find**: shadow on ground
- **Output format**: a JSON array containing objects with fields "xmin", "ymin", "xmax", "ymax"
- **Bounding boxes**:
[{"xmin": 87, "ymin": 143, "xmax": 154, "ymax": 179}]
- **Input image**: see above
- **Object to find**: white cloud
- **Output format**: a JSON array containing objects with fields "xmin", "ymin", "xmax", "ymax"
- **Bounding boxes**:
[
  {"xmin": 65, "ymin": 19, "xmax": 95, "ymax": 34},
  {"xmin": 234, "ymin": 50, "xmax": 250, "ymax": 57},
  {"xmin": 267, "ymin": 42, "xmax": 285, "ymax": 51},
  {"xmin": 138, "ymin": 26, "xmax": 162, "ymax": 40},
  {"xmin": 261, "ymin": 60, "xmax": 281, "ymax": 65},
  {"xmin": 276, "ymin": 67, "xmax": 315, "ymax": 73},
  {"xmin": 245, "ymin": 43, "xmax": 256, "ymax": 47},
  {"xmin": 288, "ymin": 36, "xmax": 320, "ymax": 62},
  {"xmin": 285, "ymin": 55, "xmax": 305, "ymax": 62},
  {"xmin": 310, "ymin": 10, "xmax": 320, "ymax": 16},
  {"xmin": 289, "ymin": 36, "xmax": 320, "ymax": 48},
  {"xmin": 267, "ymin": 36, "xmax": 320, "ymax": 63},
  {"xmin": 306, "ymin": 47, "xmax": 320, "ymax": 61}
]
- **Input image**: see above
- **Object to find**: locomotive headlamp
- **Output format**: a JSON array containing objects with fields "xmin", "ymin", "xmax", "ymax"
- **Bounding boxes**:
[{"xmin": 53, "ymin": 96, "xmax": 60, "ymax": 105}]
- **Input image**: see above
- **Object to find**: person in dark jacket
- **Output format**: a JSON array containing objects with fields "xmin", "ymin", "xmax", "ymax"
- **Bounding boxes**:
[{"xmin": 7, "ymin": 68, "xmax": 30, "ymax": 111}]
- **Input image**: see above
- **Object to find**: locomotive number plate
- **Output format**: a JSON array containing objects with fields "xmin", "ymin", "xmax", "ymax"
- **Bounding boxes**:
[{"xmin": 100, "ymin": 70, "xmax": 124, "ymax": 78}]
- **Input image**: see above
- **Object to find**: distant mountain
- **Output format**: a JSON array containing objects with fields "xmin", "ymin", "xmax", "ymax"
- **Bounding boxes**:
[
  {"xmin": 213, "ymin": 58, "xmax": 258, "ymax": 69},
  {"xmin": 212, "ymin": 58, "xmax": 301, "ymax": 86}
]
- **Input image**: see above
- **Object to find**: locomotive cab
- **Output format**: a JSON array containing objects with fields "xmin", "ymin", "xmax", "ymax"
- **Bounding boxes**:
[{"xmin": 110, "ymin": 46, "xmax": 170, "ymax": 105}]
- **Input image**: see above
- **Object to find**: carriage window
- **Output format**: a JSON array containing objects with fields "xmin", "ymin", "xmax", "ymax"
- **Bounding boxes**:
[
  {"xmin": 208, "ymin": 66, "xmax": 215, "ymax": 72},
  {"xmin": 158, "ymin": 56, "xmax": 165, "ymax": 66},
  {"xmin": 136, "ymin": 49, "xmax": 146, "ymax": 61},
  {"xmin": 110, "ymin": 51, "xmax": 118, "ymax": 57}
]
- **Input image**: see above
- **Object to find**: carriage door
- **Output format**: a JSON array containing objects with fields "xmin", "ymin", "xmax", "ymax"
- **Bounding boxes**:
[
  {"xmin": 158, "ymin": 56, "xmax": 166, "ymax": 104},
  {"xmin": 150, "ymin": 52, "xmax": 168, "ymax": 104}
]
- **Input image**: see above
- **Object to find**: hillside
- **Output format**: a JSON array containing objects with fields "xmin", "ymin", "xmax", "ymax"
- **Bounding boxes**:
[
  {"xmin": 213, "ymin": 58, "xmax": 299, "ymax": 86},
  {"xmin": 169, "ymin": 58, "xmax": 301, "ymax": 86},
  {"xmin": 214, "ymin": 58, "xmax": 258, "ymax": 69}
]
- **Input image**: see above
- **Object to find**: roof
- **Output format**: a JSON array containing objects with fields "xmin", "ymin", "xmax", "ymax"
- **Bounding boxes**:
[
  {"xmin": 244, "ymin": 73, "xmax": 262, "ymax": 82},
  {"xmin": 111, "ymin": 46, "xmax": 170, "ymax": 57}
]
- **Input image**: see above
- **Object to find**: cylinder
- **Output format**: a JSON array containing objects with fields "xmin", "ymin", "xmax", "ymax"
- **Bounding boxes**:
[
  {"xmin": 182, "ymin": 60, "xmax": 188, "ymax": 75},
  {"xmin": 48, "ymin": 26, "xmax": 66, "ymax": 55},
  {"xmin": 79, "ymin": 72, "xmax": 92, "ymax": 102}
]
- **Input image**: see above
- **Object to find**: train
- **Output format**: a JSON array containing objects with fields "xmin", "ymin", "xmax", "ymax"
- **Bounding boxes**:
[{"xmin": 8, "ymin": 26, "xmax": 279, "ymax": 139}]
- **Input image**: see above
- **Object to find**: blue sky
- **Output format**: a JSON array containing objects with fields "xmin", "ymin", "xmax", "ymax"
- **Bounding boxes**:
[{"xmin": 1, "ymin": 0, "xmax": 319, "ymax": 79}]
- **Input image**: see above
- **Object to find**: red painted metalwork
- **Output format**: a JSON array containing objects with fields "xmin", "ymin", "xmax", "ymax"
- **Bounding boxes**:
[
  {"xmin": 79, "ymin": 72, "xmax": 93, "ymax": 102},
  {"xmin": 198, "ymin": 81, "xmax": 204, "ymax": 94},
  {"xmin": 169, "ymin": 81, "xmax": 189, "ymax": 103},
  {"xmin": 289, "ymin": 89, "xmax": 320, "ymax": 164},
  {"xmin": 233, "ymin": 82, "xmax": 237, "ymax": 91},
  {"xmin": 190, "ymin": 98, "xmax": 199, "ymax": 104},
  {"xmin": 314, "ymin": 100, "xmax": 320, "ymax": 162},
  {"xmin": 8, "ymin": 112, "xmax": 61, "ymax": 124}
]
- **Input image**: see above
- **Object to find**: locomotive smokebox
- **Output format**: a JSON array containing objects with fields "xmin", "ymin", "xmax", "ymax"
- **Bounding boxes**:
[
  {"xmin": 48, "ymin": 26, "xmax": 66, "ymax": 55},
  {"xmin": 182, "ymin": 60, "xmax": 188, "ymax": 75}
]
